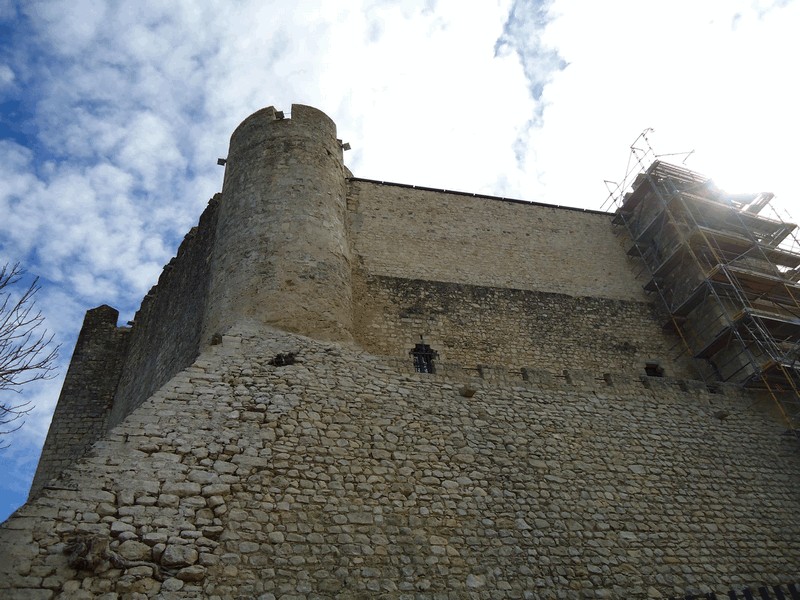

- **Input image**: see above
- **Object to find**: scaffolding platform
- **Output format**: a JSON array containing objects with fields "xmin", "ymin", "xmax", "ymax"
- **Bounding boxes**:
[{"xmin": 608, "ymin": 156, "xmax": 800, "ymax": 436}]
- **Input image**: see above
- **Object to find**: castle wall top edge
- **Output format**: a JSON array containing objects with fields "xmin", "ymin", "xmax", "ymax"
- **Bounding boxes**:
[{"xmin": 349, "ymin": 177, "xmax": 611, "ymax": 216}]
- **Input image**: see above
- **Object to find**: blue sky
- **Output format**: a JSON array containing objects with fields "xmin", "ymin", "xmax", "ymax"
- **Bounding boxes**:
[{"xmin": 1, "ymin": 0, "xmax": 799, "ymax": 522}]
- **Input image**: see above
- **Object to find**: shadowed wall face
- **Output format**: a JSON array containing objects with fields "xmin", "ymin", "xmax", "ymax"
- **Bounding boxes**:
[
  {"xmin": 107, "ymin": 197, "xmax": 220, "ymax": 429},
  {"xmin": 29, "ymin": 306, "xmax": 129, "ymax": 498}
]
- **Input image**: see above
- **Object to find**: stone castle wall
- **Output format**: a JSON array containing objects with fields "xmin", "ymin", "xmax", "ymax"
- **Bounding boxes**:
[
  {"xmin": 346, "ymin": 179, "xmax": 646, "ymax": 301},
  {"xmin": 32, "ymin": 197, "xmax": 220, "ymax": 497},
  {"xmin": 12, "ymin": 104, "xmax": 800, "ymax": 598},
  {"xmin": 29, "ymin": 306, "xmax": 130, "ymax": 498},
  {"xmin": 352, "ymin": 274, "xmax": 694, "ymax": 378},
  {"xmin": 347, "ymin": 179, "xmax": 691, "ymax": 378},
  {"xmin": 4, "ymin": 326, "xmax": 799, "ymax": 599},
  {"xmin": 99, "ymin": 172, "xmax": 689, "ymax": 434},
  {"xmin": 108, "ymin": 196, "xmax": 220, "ymax": 430}
]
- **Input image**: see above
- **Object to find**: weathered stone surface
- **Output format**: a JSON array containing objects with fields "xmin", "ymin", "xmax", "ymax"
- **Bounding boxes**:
[
  {"xmin": 161, "ymin": 577, "xmax": 184, "ymax": 591},
  {"xmin": 160, "ymin": 545, "xmax": 198, "ymax": 568},
  {"xmin": 110, "ymin": 521, "xmax": 135, "ymax": 536},
  {"xmin": 6, "ymin": 105, "xmax": 800, "ymax": 600},
  {"xmin": 116, "ymin": 540, "xmax": 151, "ymax": 562},
  {"xmin": 160, "ymin": 482, "xmax": 201, "ymax": 498},
  {"xmin": 6, "ymin": 326, "xmax": 798, "ymax": 598},
  {"xmin": 176, "ymin": 565, "xmax": 206, "ymax": 582},
  {"xmin": 141, "ymin": 532, "xmax": 168, "ymax": 546},
  {"xmin": 201, "ymin": 484, "xmax": 229, "ymax": 497}
]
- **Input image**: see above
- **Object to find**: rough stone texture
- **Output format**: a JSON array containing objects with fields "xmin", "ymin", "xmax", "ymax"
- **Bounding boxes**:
[
  {"xmin": 347, "ymin": 179, "xmax": 647, "ymax": 302},
  {"xmin": 353, "ymin": 274, "xmax": 696, "ymax": 378},
  {"xmin": 12, "ymin": 105, "xmax": 800, "ymax": 598},
  {"xmin": 202, "ymin": 104, "xmax": 353, "ymax": 346},
  {"xmin": 2, "ymin": 327, "xmax": 799, "ymax": 599},
  {"xmin": 29, "ymin": 305, "xmax": 129, "ymax": 498},
  {"xmin": 108, "ymin": 195, "xmax": 220, "ymax": 428}
]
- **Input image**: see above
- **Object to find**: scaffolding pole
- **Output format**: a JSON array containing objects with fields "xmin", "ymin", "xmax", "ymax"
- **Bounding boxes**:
[{"xmin": 606, "ymin": 142, "xmax": 800, "ymax": 439}]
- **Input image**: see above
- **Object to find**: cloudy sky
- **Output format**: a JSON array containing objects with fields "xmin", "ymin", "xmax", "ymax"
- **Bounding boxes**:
[{"xmin": 1, "ymin": 0, "xmax": 798, "ymax": 521}]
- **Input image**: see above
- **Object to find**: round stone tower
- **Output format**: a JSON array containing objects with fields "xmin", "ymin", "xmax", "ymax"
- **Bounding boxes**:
[{"xmin": 203, "ymin": 104, "xmax": 352, "ymax": 343}]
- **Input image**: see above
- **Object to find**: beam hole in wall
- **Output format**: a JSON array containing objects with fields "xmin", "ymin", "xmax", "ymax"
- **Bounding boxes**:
[
  {"xmin": 269, "ymin": 352, "xmax": 297, "ymax": 367},
  {"xmin": 645, "ymin": 361, "xmax": 665, "ymax": 377}
]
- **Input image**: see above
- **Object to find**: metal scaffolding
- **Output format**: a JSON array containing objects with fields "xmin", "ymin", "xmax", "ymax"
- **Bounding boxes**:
[{"xmin": 604, "ymin": 137, "xmax": 800, "ymax": 437}]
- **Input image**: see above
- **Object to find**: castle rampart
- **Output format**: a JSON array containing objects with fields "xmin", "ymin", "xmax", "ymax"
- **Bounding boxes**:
[
  {"xmin": 347, "ymin": 179, "xmax": 648, "ymax": 301},
  {"xmin": 351, "ymin": 275, "xmax": 689, "ymax": 376},
  {"xmin": 345, "ymin": 178, "xmax": 693, "ymax": 378},
  {"xmin": 29, "ymin": 106, "xmax": 700, "ymax": 499},
  {"xmin": 108, "ymin": 195, "xmax": 220, "ymax": 429},
  {"xmin": 8, "ymin": 104, "xmax": 800, "ymax": 599}
]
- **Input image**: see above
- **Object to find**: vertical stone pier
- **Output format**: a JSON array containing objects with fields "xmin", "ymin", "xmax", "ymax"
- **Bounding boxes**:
[{"xmin": 29, "ymin": 305, "xmax": 129, "ymax": 498}]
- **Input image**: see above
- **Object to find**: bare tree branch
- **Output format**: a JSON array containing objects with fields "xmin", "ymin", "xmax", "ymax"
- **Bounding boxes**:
[{"xmin": 0, "ymin": 262, "xmax": 60, "ymax": 448}]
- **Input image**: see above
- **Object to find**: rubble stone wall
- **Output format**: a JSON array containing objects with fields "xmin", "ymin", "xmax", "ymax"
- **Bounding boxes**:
[
  {"xmin": 108, "ymin": 196, "xmax": 220, "ymax": 429},
  {"xmin": 29, "ymin": 306, "xmax": 130, "ymax": 499},
  {"xmin": 4, "ymin": 326, "xmax": 799, "ymax": 600},
  {"xmin": 352, "ymin": 274, "xmax": 695, "ymax": 379}
]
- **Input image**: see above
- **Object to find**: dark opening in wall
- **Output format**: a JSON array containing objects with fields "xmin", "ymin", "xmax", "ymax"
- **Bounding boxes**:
[
  {"xmin": 645, "ymin": 361, "xmax": 665, "ymax": 377},
  {"xmin": 269, "ymin": 352, "xmax": 297, "ymax": 367},
  {"xmin": 410, "ymin": 338, "xmax": 438, "ymax": 374}
]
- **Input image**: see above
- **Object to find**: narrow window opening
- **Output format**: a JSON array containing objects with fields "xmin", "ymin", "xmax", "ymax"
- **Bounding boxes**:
[{"xmin": 410, "ymin": 337, "xmax": 438, "ymax": 374}]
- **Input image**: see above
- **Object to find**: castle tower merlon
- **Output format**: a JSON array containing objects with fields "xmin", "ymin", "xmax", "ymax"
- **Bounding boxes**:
[{"xmin": 203, "ymin": 104, "xmax": 353, "ymax": 343}]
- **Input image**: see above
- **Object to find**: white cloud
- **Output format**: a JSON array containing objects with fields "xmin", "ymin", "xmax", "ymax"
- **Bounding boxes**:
[
  {"xmin": 503, "ymin": 0, "xmax": 800, "ymax": 212},
  {"xmin": 23, "ymin": 0, "xmax": 108, "ymax": 56},
  {"xmin": 115, "ymin": 111, "xmax": 186, "ymax": 192},
  {"xmin": 0, "ymin": 64, "xmax": 13, "ymax": 89}
]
